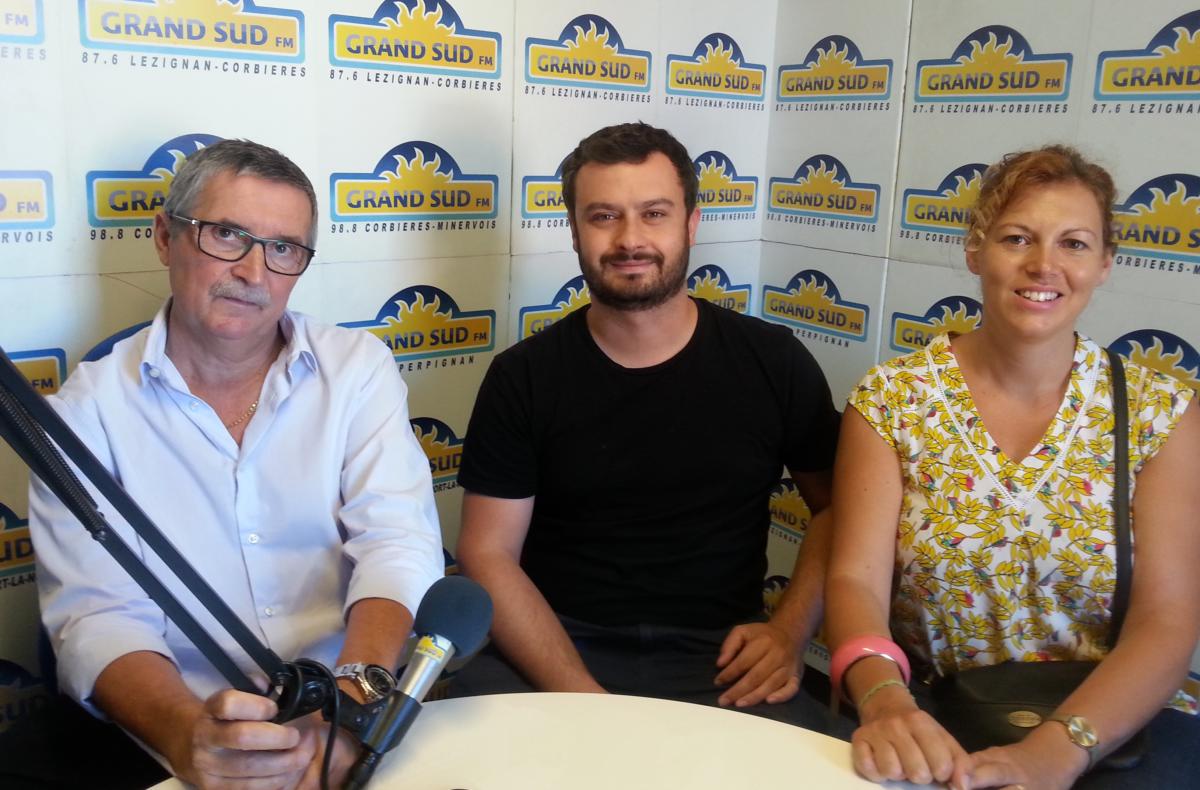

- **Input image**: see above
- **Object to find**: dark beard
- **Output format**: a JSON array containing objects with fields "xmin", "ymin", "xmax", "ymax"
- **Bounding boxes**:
[{"xmin": 581, "ymin": 246, "xmax": 690, "ymax": 311}]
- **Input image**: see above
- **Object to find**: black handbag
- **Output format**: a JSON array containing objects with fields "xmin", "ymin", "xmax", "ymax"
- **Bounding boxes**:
[{"xmin": 930, "ymin": 349, "xmax": 1146, "ymax": 770}]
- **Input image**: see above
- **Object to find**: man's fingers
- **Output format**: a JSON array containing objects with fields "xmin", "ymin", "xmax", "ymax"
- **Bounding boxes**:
[
  {"xmin": 714, "ymin": 627, "xmax": 746, "ymax": 668},
  {"xmin": 205, "ymin": 688, "xmax": 279, "ymax": 722},
  {"xmin": 763, "ymin": 674, "xmax": 800, "ymax": 704},
  {"xmin": 713, "ymin": 638, "xmax": 771, "ymax": 686},
  {"xmin": 197, "ymin": 718, "xmax": 302, "ymax": 752}
]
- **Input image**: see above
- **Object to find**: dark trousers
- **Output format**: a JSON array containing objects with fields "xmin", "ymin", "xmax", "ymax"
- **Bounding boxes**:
[
  {"xmin": 448, "ymin": 613, "xmax": 852, "ymax": 738},
  {"xmin": 0, "ymin": 695, "xmax": 168, "ymax": 790}
]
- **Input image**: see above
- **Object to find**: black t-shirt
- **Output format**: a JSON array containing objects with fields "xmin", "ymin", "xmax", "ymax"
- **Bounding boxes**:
[{"xmin": 458, "ymin": 298, "xmax": 840, "ymax": 629}]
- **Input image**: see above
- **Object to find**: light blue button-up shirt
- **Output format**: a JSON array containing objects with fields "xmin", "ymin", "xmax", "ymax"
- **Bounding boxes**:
[{"xmin": 29, "ymin": 305, "xmax": 443, "ymax": 711}]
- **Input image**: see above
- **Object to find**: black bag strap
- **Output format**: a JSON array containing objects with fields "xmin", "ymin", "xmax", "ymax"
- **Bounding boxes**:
[{"xmin": 1105, "ymin": 348, "xmax": 1130, "ymax": 648}]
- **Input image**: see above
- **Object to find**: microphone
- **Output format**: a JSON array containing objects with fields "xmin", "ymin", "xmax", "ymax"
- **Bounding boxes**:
[{"xmin": 345, "ymin": 575, "xmax": 492, "ymax": 789}]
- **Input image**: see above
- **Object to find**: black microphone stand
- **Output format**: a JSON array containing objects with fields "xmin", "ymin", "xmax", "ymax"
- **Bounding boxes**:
[{"xmin": 0, "ymin": 346, "xmax": 390, "ymax": 781}]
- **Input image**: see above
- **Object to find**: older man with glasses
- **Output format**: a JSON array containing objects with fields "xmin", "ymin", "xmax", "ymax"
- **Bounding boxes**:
[{"xmin": 26, "ymin": 139, "xmax": 443, "ymax": 789}]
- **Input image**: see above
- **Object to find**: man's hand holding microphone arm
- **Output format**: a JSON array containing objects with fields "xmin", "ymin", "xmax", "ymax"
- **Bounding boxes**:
[{"xmin": 457, "ymin": 491, "xmax": 607, "ymax": 693}]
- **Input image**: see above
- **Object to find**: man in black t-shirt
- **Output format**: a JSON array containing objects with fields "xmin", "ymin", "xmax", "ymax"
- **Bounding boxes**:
[{"xmin": 453, "ymin": 123, "xmax": 841, "ymax": 727}]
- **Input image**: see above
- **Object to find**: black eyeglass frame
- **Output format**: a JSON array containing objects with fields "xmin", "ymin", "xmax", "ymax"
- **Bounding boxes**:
[{"xmin": 169, "ymin": 213, "xmax": 316, "ymax": 276}]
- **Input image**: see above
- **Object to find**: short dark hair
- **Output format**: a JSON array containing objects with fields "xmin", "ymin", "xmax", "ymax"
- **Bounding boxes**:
[
  {"xmin": 163, "ymin": 138, "xmax": 318, "ymax": 246},
  {"xmin": 560, "ymin": 122, "xmax": 698, "ymax": 217}
]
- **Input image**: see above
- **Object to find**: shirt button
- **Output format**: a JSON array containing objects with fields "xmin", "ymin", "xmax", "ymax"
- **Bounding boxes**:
[
  {"xmin": 247, "ymin": 533, "xmax": 260, "ymax": 544},
  {"xmin": 264, "ymin": 607, "xmax": 275, "ymax": 617},
  {"xmin": 190, "ymin": 401, "xmax": 201, "ymax": 410},
  {"xmin": 148, "ymin": 367, "xmax": 160, "ymax": 378}
]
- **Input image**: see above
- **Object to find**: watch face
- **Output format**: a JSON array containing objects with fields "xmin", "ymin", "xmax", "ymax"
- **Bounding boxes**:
[
  {"xmin": 363, "ymin": 664, "xmax": 395, "ymax": 695},
  {"xmin": 1067, "ymin": 717, "xmax": 1099, "ymax": 748}
]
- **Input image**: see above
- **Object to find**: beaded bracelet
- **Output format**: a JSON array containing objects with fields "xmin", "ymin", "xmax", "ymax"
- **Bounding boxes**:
[{"xmin": 856, "ymin": 678, "xmax": 909, "ymax": 711}]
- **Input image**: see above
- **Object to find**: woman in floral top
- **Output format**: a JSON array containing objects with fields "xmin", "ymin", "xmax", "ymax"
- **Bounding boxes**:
[{"xmin": 826, "ymin": 146, "xmax": 1199, "ymax": 790}]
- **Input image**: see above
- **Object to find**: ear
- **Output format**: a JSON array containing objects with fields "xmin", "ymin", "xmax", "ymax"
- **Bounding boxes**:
[
  {"xmin": 685, "ymin": 206, "xmax": 701, "ymax": 246},
  {"xmin": 965, "ymin": 245, "xmax": 981, "ymax": 275},
  {"xmin": 1098, "ymin": 249, "xmax": 1114, "ymax": 285},
  {"xmin": 153, "ymin": 213, "xmax": 172, "ymax": 266}
]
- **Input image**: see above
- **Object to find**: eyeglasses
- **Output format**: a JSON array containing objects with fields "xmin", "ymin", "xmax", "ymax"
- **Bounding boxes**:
[{"xmin": 170, "ymin": 214, "xmax": 315, "ymax": 276}]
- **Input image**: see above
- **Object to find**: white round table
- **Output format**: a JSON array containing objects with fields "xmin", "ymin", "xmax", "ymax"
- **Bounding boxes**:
[{"xmin": 155, "ymin": 692, "xmax": 921, "ymax": 789}]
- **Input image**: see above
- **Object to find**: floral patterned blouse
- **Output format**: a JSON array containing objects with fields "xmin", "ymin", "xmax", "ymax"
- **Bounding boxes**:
[{"xmin": 849, "ymin": 333, "xmax": 1196, "ymax": 713}]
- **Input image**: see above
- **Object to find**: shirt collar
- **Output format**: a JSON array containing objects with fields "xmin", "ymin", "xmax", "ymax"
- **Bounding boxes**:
[{"xmin": 137, "ymin": 300, "xmax": 317, "ymax": 386}]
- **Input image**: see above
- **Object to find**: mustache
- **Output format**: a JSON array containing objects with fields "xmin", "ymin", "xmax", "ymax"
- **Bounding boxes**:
[
  {"xmin": 600, "ymin": 251, "xmax": 664, "ymax": 266},
  {"xmin": 210, "ymin": 279, "xmax": 270, "ymax": 307}
]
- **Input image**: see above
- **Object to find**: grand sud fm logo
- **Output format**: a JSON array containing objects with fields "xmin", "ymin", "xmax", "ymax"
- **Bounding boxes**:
[
  {"xmin": 329, "ymin": 0, "xmax": 500, "ymax": 78},
  {"xmin": 78, "ymin": 0, "xmax": 304, "ymax": 61},
  {"xmin": 777, "ymin": 35, "xmax": 893, "ymax": 102},
  {"xmin": 87, "ymin": 133, "xmax": 221, "ymax": 227},
  {"xmin": 519, "ymin": 275, "xmax": 589, "ymax": 339},
  {"xmin": 525, "ymin": 14, "xmax": 650, "ymax": 91},
  {"xmin": 1, "ymin": 0, "xmax": 43, "ymax": 43},
  {"xmin": 890, "ymin": 296, "xmax": 983, "ymax": 354},
  {"xmin": 0, "ymin": 170, "xmax": 53, "ymax": 230},
  {"xmin": 330, "ymin": 141, "xmax": 497, "ymax": 222},
  {"xmin": 1113, "ymin": 172, "xmax": 1200, "ymax": 264},
  {"xmin": 0, "ymin": 502, "xmax": 34, "ymax": 583},
  {"xmin": 521, "ymin": 156, "xmax": 567, "ymax": 220},
  {"xmin": 900, "ymin": 163, "xmax": 988, "ymax": 236},
  {"xmin": 694, "ymin": 151, "xmax": 757, "ymax": 214},
  {"xmin": 915, "ymin": 25, "xmax": 1072, "ymax": 102},
  {"xmin": 1110, "ymin": 329, "xmax": 1200, "ymax": 389},
  {"xmin": 687, "ymin": 265, "xmax": 749, "ymax": 314},
  {"xmin": 410, "ymin": 417, "xmax": 464, "ymax": 489},
  {"xmin": 0, "ymin": 660, "xmax": 48, "ymax": 735},
  {"xmin": 341, "ymin": 285, "xmax": 494, "ymax": 363},
  {"xmin": 768, "ymin": 478, "xmax": 811, "ymax": 541},
  {"xmin": 762, "ymin": 270, "xmax": 869, "ymax": 342},
  {"xmin": 665, "ymin": 32, "xmax": 765, "ymax": 100},
  {"xmin": 768, "ymin": 154, "xmax": 880, "ymax": 224},
  {"xmin": 1095, "ymin": 10, "xmax": 1200, "ymax": 101},
  {"xmin": 10, "ymin": 347, "xmax": 66, "ymax": 395}
]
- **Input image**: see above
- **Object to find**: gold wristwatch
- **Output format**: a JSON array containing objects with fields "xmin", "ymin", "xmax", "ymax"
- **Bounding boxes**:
[{"xmin": 1047, "ymin": 714, "xmax": 1099, "ymax": 769}]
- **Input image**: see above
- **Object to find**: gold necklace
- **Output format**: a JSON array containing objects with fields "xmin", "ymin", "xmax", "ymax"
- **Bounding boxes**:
[{"xmin": 225, "ymin": 399, "xmax": 259, "ymax": 429}]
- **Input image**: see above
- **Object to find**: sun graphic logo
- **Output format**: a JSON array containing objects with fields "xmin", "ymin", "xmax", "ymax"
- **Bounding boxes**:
[
  {"xmin": 777, "ymin": 34, "xmax": 893, "ymax": 102},
  {"xmin": 410, "ymin": 417, "xmax": 465, "ymax": 489},
  {"xmin": 1110, "ymin": 330, "xmax": 1200, "ymax": 389},
  {"xmin": 1095, "ymin": 10, "xmax": 1200, "ymax": 101},
  {"xmin": 901, "ymin": 163, "xmax": 987, "ymax": 237},
  {"xmin": 693, "ymin": 151, "xmax": 757, "ymax": 214},
  {"xmin": 330, "ymin": 141, "xmax": 498, "ymax": 222},
  {"xmin": 0, "ymin": 660, "xmax": 49, "ymax": 735},
  {"xmin": 340, "ymin": 285, "xmax": 495, "ymax": 362},
  {"xmin": 518, "ymin": 275, "xmax": 590, "ymax": 339},
  {"xmin": 0, "ymin": 171, "xmax": 53, "ymax": 230},
  {"xmin": 1, "ymin": 0, "xmax": 43, "ymax": 43},
  {"xmin": 521, "ymin": 155, "xmax": 568, "ymax": 219},
  {"xmin": 762, "ymin": 270, "xmax": 869, "ymax": 342},
  {"xmin": 665, "ymin": 32, "xmax": 765, "ymax": 100},
  {"xmin": 86, "ymin": 133, "xmax": 220, "ymax": 228},
  {"xmin": 1113, "ymin": 173, "xmax": 1200, "ymax": 265},
  {"xmin": 687, "ymin": 265, "xmax": 750, "ymax": 314},
  {"xmin": 0, "ymin": 502, "xmax": 34, "ymax": 582},
  {"xmin": 525, "ymin": 14, "xmax": 651, "ymax": 91},
  {"xmin": 9, "ymin": 347, "xmax": 65, "ymax": 395},
  {"xmin": 79, "ymin": 0, "xmax": 304, "ymax": 61},
  {"xmin": 768, "ymin": 479, "xmax": 811, "ymax": 541},
  {"xmin": 762, "ymin": 574, "xmax": 791, "ymax": 615},
  {"xmin": 890, "ymin": 296, "xmax": 983, "ymax": 354},
  {"xmin": 768, "ymin": 154, "xmax": 880, "ymax": 224},
  {"xmin": 915, "ymin": 26, "xmax": 1072, "ymax": 102},
  {"xmin": 329, "ymin": 0, "xmax": 500, "ymax": 77}
]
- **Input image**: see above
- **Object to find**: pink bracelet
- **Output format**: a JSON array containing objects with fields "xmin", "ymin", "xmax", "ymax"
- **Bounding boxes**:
[{"xmin": 829, "ymin": 635, "xmax": 911, "ymax": 703}]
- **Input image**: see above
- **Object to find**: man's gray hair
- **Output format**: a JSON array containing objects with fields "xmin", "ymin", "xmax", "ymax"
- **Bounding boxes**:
[{"xmin": 163, "ymin": 139, "xmax": 318, "ymax": 246}]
